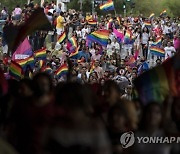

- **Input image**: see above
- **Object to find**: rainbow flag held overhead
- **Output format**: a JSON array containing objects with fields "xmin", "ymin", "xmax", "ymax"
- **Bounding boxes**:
[
  {"xmin": 117, "ymin": 17, "xmax": 121, "ymax": 25},
  {"xmin": 149, "ymin": 13, "xmax": 155, "ymax": 20},
  {"xmin": 144, "ymin": 21, "xmax": 151, "ymax": 28},
  {"xmin": 69, "ymin": 47, "xmax": 79, "ymax": 59},
  {"xmin": 124, "ymin": 29, "xmax": 133, "ymax": 44},
  {"xmin": 9, "ymin": 61, "xmax": 22, "ymax": 80},
  {"xmin": 38, "ymin": 60, "xmax": 44, "ymax": 70},
  {"xmin": 42, "ymin": 66, "xmax": 52, "ymax": 74},
  {"xmin": 90, "ymin": 61, "xmax": 95, "ymax": 73},
  {"xmin": 69, "ymin": 36, "xmax": 78, "ymax": 47},
  {"xmin": 3, "ymin": 8, "xmax": 52, "ymax": 52},
  {"xmin": 150, "ymin": 46, "xmax": 165, "ymax": 57},
  {"xmin": 88, "ymin": 19, "xmax": 97, "ymax": 25},
  {"xmin": 57, "ymin": 31, "xmax": 66, "ymax": 44},
  {"xmin": 100, "ymin": 0, "xmax": 114, "ymax": 11},
  {"xmin": 16, "ymin": 56, "xmax": 35, "ymax": 71},
  {"xmin": 152, "ymin": 37, "xmax": 162, "ymax": 46},
  {"xmin": 160, "ymin": 10, "xmax": 167, "ymax": 16},
  {"xmin": 134, "ymin": 52, "xmax": 180, "ymax": 105},
  {"xmin": 55, "ymin": 64, "xmax": 68, "ymax": 78},
  {"xmin": 34, "ymin": 48, "xmax": 47, "ymax": 60},
  {"xmin": 87, "ymin": 30, "xmax": 109, "ymax": 47}
]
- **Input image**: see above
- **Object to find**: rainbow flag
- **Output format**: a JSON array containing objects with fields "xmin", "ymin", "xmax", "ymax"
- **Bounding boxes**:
[
  {"xmin": 124, "ymin": 30, "xmax": 132, "ymax": 44},
  {"xmin": 69, "ymin": 36, "xmax": 78, "ymax": 47},
  {"xmin": 107, "ymin": 18, "xmax": 113, "ymax": 29},
  {"xmin": 149, "ymin": 13, "xmax": 155, "ymax": 20},
  {"xmin": 16, "ymin": 56, "xmax": 35, "ymax": 70},
  {"xmin": 152, "ymin": 37, "xmax": 162, "ymax": 46},
  {"xmin": 126, "ymin": 56, "xmax": 136, "ymax": 67},
  {"xmin": 117, "ymin": 17, "xmax": 121, "ymax": 25},
  {"xmin": 160, "ymin": 10, "xmax": 167, "ymax": 16},
  {"xmin": 100, "ymin": 0, "xmax": 114, "ymax": 11},
  {"xmin": 4, "ymin": 8, "xmax": 52, "ymax": 52},
  {"xmin": 87, "ymin": 30, "xmax": 109, "ymax": 47},
  {"xmin": 9, "ymin": 61, "xmax": 22, "ymax": 80},
  {"xmin": 90, "ymin": 61, "xmax": 95, "ymax": 73},
  {"xmin": 69, "ymin": 47, "xmax": 79, "ymax": 59},
  {"xmin": 150, "ymin": 46, "xmax": 165, "ymax": 57},
  {"xmin": 38, "ymin": 60, "xmax": 44, "ymax": 69},
  {"xmin": 88, "ymin": 19, "xmax": 97, "ymax": 25},
  {"xmin": 34, "ymin": 48, "xmax": 46, "ymax": 60},
  {"xmin": 134, "ymin": 52, "xmax": 180, "ymax": 104},
  {"xmin": 144, "ymin": 21, "xmax": 151, "ymax": 28},
  {"xmin": 55, "ymin": 64, "xmax": 68, "ymax": 78},
  {"xmin": 42, "ymin": 66, "xmax": 52, "ymax": 74},
  {"xmin": 57, "ymin": 31, "xmax": 66, "ymax": 44}
]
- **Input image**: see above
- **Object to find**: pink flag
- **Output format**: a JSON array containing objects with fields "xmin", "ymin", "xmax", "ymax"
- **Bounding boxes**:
[{"xmin": 12, "ymin": 38, "xmax": 32, "ymax": 60}]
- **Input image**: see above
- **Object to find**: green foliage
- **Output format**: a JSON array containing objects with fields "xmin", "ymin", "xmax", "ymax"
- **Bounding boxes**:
[{"xmin": 0, "ymin": 0, "xmax": 179, "ymax": 17}]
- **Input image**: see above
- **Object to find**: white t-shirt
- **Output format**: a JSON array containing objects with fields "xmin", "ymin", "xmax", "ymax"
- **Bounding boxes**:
[
  {"xmin": 76, "ymin": 30, "xmax": 82, "ymax": 38},
  {"xmin": 164, "ymin": 46, "xmax": 176, "ymax": 59},
  {"xmin": 141, "ymin": 32, "xmax": 149, "ymax": 44},
  {"xmin": 111, "ymin": 42, "xmax": 120, "ymax": 50},
  {"xmin": 82, "ymin": 28, "xmax": 89, "ymax": 39},
  {"xmin": 89, "ymin": 48, "xmax": 95, "ymax": 57}
]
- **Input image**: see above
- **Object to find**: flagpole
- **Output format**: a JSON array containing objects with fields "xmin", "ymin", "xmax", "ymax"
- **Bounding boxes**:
[{"xmin": 113, "ymin": 1, "xmax": 117, "ymax": 16}]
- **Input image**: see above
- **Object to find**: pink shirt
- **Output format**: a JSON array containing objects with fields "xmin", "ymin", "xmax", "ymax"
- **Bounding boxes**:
[
  {"xmin": 173, "ymin": 38, "xmax": 180, "ymax": 50},
  {"xmin": 14, "ymin": 8, "xmax": 22, "ymax": 15}
]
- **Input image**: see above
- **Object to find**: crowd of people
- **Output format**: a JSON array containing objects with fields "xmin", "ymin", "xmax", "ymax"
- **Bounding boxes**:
[{"xmin": 0, "ymin": 0, "xmax": 180, "ymax": 154}]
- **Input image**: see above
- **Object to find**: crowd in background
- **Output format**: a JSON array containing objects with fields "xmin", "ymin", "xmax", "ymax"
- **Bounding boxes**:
[{"xmin": 0, "ymin": 0, "xmax": 180, "ymax": 154}]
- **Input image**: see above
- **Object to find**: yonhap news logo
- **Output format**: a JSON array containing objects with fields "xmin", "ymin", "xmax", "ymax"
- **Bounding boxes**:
[
  {"xmin": 120, "ymin": 131, "xmax": 135, "ymax": 148},
  {"xmin": 120, "ymin": 131, "xmax": 180, "ymax": 148}
]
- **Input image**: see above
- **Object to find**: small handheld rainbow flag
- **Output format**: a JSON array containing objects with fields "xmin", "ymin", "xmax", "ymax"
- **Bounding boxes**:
[
  {"xmin": 107, "ymin": 18, "xmax": 113, "ymax": 29},
  {"xmin": 150, "ymin": 46, "xmax": 165, "ymax": 57},
  {"xmin": 9, "ymin": 61, "xmax": 22, "ymax": 80},
  {"xmin": 144, "ymin": 21, "xmax": 151, "ymax": 28},
  {"xmin": 160, "ymin": 10, "xmax": 167, "ymax": 16},
  {"xmin": 34, "ymin": 48, "xmax": 46, "ymax": 60},
  {"xmin": 100, "ymin": 0, "xmax": 114, "ymax": 11},
  {"xmin": 117, "ymin": 17, "xmax": 121, "ymax": 25},
  {"xmin": 69, "ymin": 47, "xmax": 79, "ymax": 59},
  {"xmin": 88, "ymin": 19, "xmax": 97, "ymax": 25},
  {"xmin": 87, "ymin": 30, "xmax": 109, "ymax": 47},
  {"xmin": 90, "ymin": 61, "xmax": 95, "ymax": 73},
  {"xmin": 55, "ymin": 63, "xmax": 68, "ymax": 78},
  {"xmin": 57, "ymin": 31, "xmax": 66, "ymax": 44},
  {"xmin": 69, "ymin": 36, "xmax": 78, "ymax": 47},
  {"xmin": 42, "ymin": 66, "xmax": 52, "ymax": 74},
  {"xmin": 16, "ymin": 56, "xmax": 35, "ymax": 70},
  {"xmin": 149, "ymin": 13, "xmax": 155, "ymax": 20}
]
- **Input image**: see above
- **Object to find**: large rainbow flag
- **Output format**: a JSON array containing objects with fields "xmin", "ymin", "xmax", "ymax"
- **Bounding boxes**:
[
  {"xmin": 3, "ymin": 8, "xmax": 52, "ymax": 52},
  {"xmin": 134, "ymin": 52, "xmax": 180, "ymax": 105},
  {"xmin": 100, "ymin": 0, "xmax": 114, "ymax": 11},
  {"xmin": 87, "ymin": 30, "xmax": 109, "ymax": 47},
  {"xmin": 9, "ymin": 61, "xmax": 22, "ymax": 80},
  {"xmin": 55, "ymin": 64, "xmax": 68, "ymax": 78},
  {"xmin": 150, "ymin": 46, "xmax": 165, "ymax": 57}
]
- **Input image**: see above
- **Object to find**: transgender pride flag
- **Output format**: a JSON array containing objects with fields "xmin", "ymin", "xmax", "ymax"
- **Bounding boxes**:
[{"xmin": 12, "ymin": 38, "xmax": 33, "ymax": 60}]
